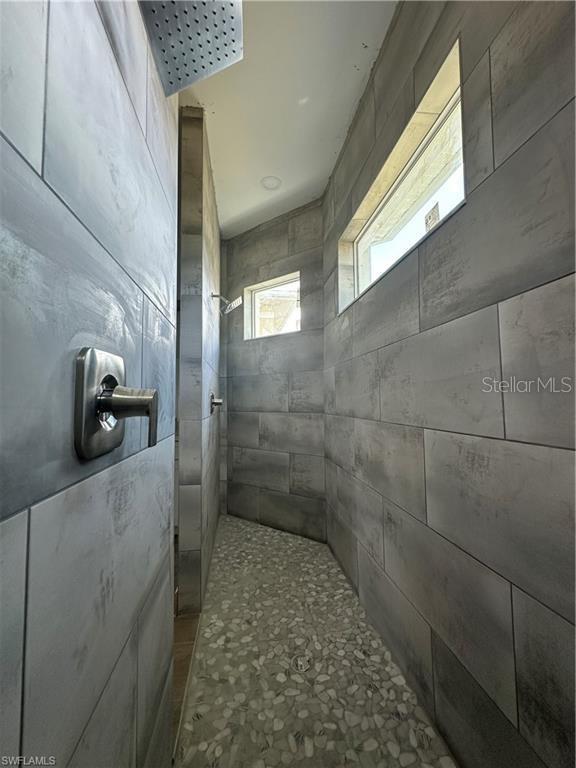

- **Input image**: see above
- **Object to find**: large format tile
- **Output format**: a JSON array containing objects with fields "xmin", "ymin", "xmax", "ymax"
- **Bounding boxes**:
[
  {"xmin": 384, "ymin": 504, "xmax": 516, "ymax": 722},
  {"xmin": 178, "ymin": 420, "xmax": 202, "ymax": 485},
  {"xmin": 231, "ymin": 219, "xmax": 289, "ymax": 277},
  {"xmin": 426, "ymin": 430, "xmax": 574, "ymax": 622},
  {"xmin": 230, "ymin": 447, "xmax": 289, "ymax": 493},
  {"xmin": 288, "ymin": 370, "xmax": 324, "ymax": 413},
  {"xmin": 0, "ymin": 510, "xmax": 28, "ymax": 757},
  {"xmin": 378, "ymin": 306, "xmax": 504, "ymax": 437},
  {"xmin": 259, "ymin": 330, "xmax": 323, "ymax": 375},
  {"xmin": 462, "ymin": 52, "xmax": 493, "ymax": 194},
  {"xmin": 420, "ymin": 103, "xmax": 574, "ymax": 329},
  {"xmin": 433, "ymin": 635, "xmax": 546, "ymax": 768},
  {"xmin": 288, "ymin": 204, "xmax": 323, "ymax": 254},
  {"xmin": 491, "ymin": 1, "xmax": 575, "ymax": 166},
  {"xmin": 143, "ymin": 665, "xmax": 173, "ymax": 768},
  {"xmin": 142, "ymin": 298, "xmax": 176, "ymax": 444},
  {"xmin": 96, "ymin": 0, "xmax": 147, "ymax": 131},
  {"xmin": 289, "ymin": 454, "xmax": 325, "ymax": 499},
  {"xmin": 325, "ymin": 415, "xmax": 355, "ymax": 472},
  {"xmin": 229, "ymin": 374, "xmax": 289, "ymax": 413},
  {"xmin": 334, "ymin": 351, "xmax": 380, "ymax": 421},
  {"xmin": 499, "ymin": 275, "xmax": 575, "ymax": 449},
  {"xmin": 44, "ymin": 0, "xmax": 176, "ymax": 321},
  {"xmin": 227, "ymin": 412, "xmax": 260, "ymax": 448},
  {"xmin": 351, "ymin": 250, "xmax": 419, "ymax": 356},
  {"xmin": 327, "ymin": 509, "xmax": 358, "ymax": 589},
  {"xmin": 259, "ymin": 490, "xmax": 326, "ymax": 542},
  {"xmin": 259, "ymin": 413, "xmax": 324, "ymax": 456},
  {"xmin": 513, "ymin": 589, "xmax": 575, "ymax": 768},
  {"xmin": 137, "ymin": 560, "xmax": 173, "ymax": 765},
  {"xmin": 227, "ymin": 482, "xmax": 259, "ymax": 523},
  {"xmin": 0, "ymin": 137, "xmax": 143, "ymax": 521},
  {"xmin": 146, "ymin": 48, "xmax": 178, "ymax": 215},
  {"xmin": 23, "ymin": 438, "xmax": 174, "ymax": 765},
  {"xmin": 336, "ymin": 467, "xmax": 383, "ymax": 568},
  {"xmin": 68, "ymin": 632, "xmax": 137, "ymax": 768},
  {"xmin": 0, "ymin": 0, "xmax": 47, "ymax": 171},
  {"xmin": 353, "ymin": 419, "xmax": 426, "ymax": 520},
  {"xmin": 324, "ymin": 312, "xmax": 353, "ymax": 368},
  {"xmin": 358, "ymin": 544, "xmax": 434, "ymax": 713}
]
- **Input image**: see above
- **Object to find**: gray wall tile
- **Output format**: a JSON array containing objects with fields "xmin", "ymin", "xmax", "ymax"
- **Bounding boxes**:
[
  {"xmin": 0, "ymin": 137, "xmax": 143, "ymax": 521},
  {"xmin": 231, "ymin": 219, "xmax": 289, "ymax": 277},
  {"xmin": 325, "ymin": 415, "xmax": 355, "ymax": 472},
  {"xmin": 433, "ymin": 634, "xmax": 546, "ymax": 768},
  {"xmin": 353, "ymin": 419, "xmax": 426, "ymax": 520},
  {"xmin": 426, "ymin": 430, "xmax": 574, "ymax": 623},
  {"xmin": 378, "ymin": 306, "xmax": 504, "ymax": 437},
  {"xmin": 228, "ymin": 482, "xmax": 260, "ymax": 523},
  {"xmin": 352, "ymin": 250, "xmax": 419, "ymax": 357},
  {"xmin": 228, "ymin": 412, "xmax": 260, "ymax": 448},
  {"xmin": 289, "ymin": 370, "xmax": 324, "ymax": 413},
  {"xmin": 358, "ymin": 544, "xmax": 434, "ymax": 713},
  {"xmin": 178, "ymin": 485, "xmax": 201, "ymax": 551},
  {"xmin": 96, "ymin": 0, "xmax": 147, "ymax": 131},
  {"xmin": 178, "ymin": 420, "xmax": 202, "ymax": 485},
  {"xmin": 23, "ymin": 438, "xmax": 173, "ymax": 765},
  {"xmin": 44, "ymin": 0, "xmax": 176, "ymax": 321},
  {"xmin": 336, "ymin": 467, "xmax": 383, "ymax": 568},
  {"xmin": 324, "ymin": 312, "xmax": 353, "ymax": 368},
  {"xmin": 0, "ymin": 0, "xmax": 47, "ymax": 171},
  {"xmin": 228, "ymin": 340, "xmax": 260, "ymax": 377},
  {"xmin": 137, "ymin": 560, "xmax": 173, "ymax": 765},
  {"xmin": 0, "ymin": 510, "xmax": 28, "ymax": 757},
  {"xmin": 290, "ymin": 454, "xmax": 325, "ymax": 499},
  {"xmin": 513, "ymin": 588, "xmax": 575, "ymax": 768},
  {"xmin": 491, "ymin": 1, "xmax": 575, "ymax": 166},
  {"xmin": 178, "ymin": 549, "xmax": 201, "ymax": 615},
  {"xmin": 327, "ymin": 509, "xmax": 358, "ymax": 589},
  {"xmin": 230, "ymin": 447, "xmax": 289, "ymax": 493},
  {"xmin": 142, "ymin": 665, "xmax": 172, "ymax": 768},
  {"xmin": 259, "ymin": 490, "xmax": 326, "ymax": 542},
  {"xmin": 229, "ymin": 374, "xmax": 289, "ymax": 413},
  {"xmin": 68, "ymin": 632, "xmax": 137, "ymax": 768},
  {"xmin": 384, "ymin": 504, "xmax": 516, "ymax": 722},
  {"xmin": 462, "ymin": 52, "xmax": 493, "ymax": 194},
  {"xmin": 142, "ymin": 298, "xmax": 176, "ymax": 444},
  {"xmin": 333, "ymin": 87, "xmax": 375, "ymax": 214},
  {"xmin": 288, "ymin": 204, "xmax": 323, "ymax": 254},
  {"xmin": 420, "ymin": 103, "xmax": 574, "ymax": 329},
  {"xmin": 260, "ymin": 413, "xmax": 324, "ymax": 456},
  {"xmin": 335, "ymin": 351, "xmax": 380, "ymax": 421},
  {"xmin": 500, "ymin": 275, "xmax": 575, "ymax": 449},
  {"xmin": 146, "ymin": 49, "xmax": 178, "ymax": 215},
  {"xmin": 323, "ymin": 367, "xmax": 336, "ymax": 415},
  {"xmin": 259, "ymin": 329, "xmax": 323, "ymax": 375}
]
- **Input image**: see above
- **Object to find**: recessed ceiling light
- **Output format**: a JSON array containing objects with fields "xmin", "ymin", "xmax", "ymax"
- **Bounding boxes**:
[
  {"xmin": 298, "ymin": 96, "xmax": 310, "ymax": 106},
  {"xmin": 261, "ymin": 175, "xmax": 282, "ymax": 191}
]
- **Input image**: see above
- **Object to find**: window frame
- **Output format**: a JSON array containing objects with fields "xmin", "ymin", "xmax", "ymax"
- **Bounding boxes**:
[{"xmin": 243, "ymin": 271, "xmax": 301, "ymax": 340}]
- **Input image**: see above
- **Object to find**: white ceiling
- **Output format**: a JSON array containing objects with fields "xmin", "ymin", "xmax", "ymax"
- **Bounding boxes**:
[{"xmin": 180, "ymin": 0, "xmax": 397, "ymax": 238}]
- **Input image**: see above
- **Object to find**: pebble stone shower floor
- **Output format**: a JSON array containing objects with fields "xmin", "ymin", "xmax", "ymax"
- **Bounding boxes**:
[{"xmin": 176, "ymin": 515, "xmax": 458, "ymax": 768}]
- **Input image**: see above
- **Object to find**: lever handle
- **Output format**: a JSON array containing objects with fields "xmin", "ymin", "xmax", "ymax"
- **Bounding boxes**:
[
  {"xmin": 210, "ymin": 393, "xmax": 223, "ymax": 414},
  {"xmin": 97, "ymin": 385, "xmax": 159, "ymax": 447}
]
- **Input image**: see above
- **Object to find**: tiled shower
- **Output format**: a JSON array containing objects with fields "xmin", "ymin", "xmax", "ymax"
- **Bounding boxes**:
[{"xmin": 0, "ymin": 2, "xmax": 574, "ymax": 768}]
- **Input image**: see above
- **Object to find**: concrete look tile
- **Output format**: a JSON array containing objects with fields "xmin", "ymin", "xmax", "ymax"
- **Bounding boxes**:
[
  {"xmin": 288, "ymin": 204, "xmax": 323, "ymax": 254},
  {"xmin": 137, "ymin": 560, "xmax": 173, "ymax": 765},
  {"xmin": 45, "ymin": 0, "xmax": 176, "ymax": 321},
  {"xmin": 420, "ymin": 102, "xmax": 574, "ymax": 329},
  {"xmin": 142, "ymin": 298, "xmax": 176, "ymax": 444},
  {"xmin": 334, "ymin": 88, "xmax": 376, "ymax": 214},
  {"xmin": 96, "ymin": 0, "xmax": 147, "ymax": 131},
  {"xmin": 230, "ymin": 447, "xmax": 289, "ymax": 493},
  {"xmin": 500, "ymin": 275, "xmax": 575, "ymax": 449},
  {"xmin": 228, "ymin": 412, "xmax": 260, "ymax": 448},
  {"xmin": 178, "ymin": 420, "xmax": 202, "ymax": 485},
  {"xmin": 259, "ymin": 490, "xmax": 326, "ymax": 542},
  {"xmin": 229, "ymin": 374, "xmax": 289, "ymax": 413},
  {"xmin": 290, "ymin": 454, "xmax": 325, "ymax": 499},
  {"xmin": 325, "ymin": 415, "xmax": 355, "ymax": 473},
  {"xmin": 259, "ymin": 413, "xmax": 324, "ymax": 457},
  {"xmin": 384, "ymin": 504, "xmax": 516, "ymax": 723},
  {"xmin": 324, "ymin": 367, "xmax": 336, "ymax": 415},
  {"xmin": 0, "ymin": 510, "xmax": 28, "ymax": 757},
  {"xmin": 462, "ymin": 51, "xmax": 494, "ymax": 194},
  {"xmin": 335, "ymin": 350, "xmax": 380, "ymax": 421},
  {"xmin": 68, "ymin": 632, "xmax": 137, "ymax": 768},
  {"xmin": 327, "ymin": 509, "xmax": 358, "ymax": 589},
  {"xmin": 23, "ymin": 439, "xmax": 173, "ymax": 765},
  {"xmin": 324, "ymin": 312, "xmax": 353, "ymax": 368},
  {"xmin": 289, "ymin": 370, "xmax": 324, "ymax": 413},
  {"xmin": 336, "ymin": 467, "xmax": 383, "ymax": 568},
  {"xmin": 0, "ymin": 137, "xmax": 143, "ymax": 521},
  {"xmin": 352, "ymin": 250, "xmax": 419, "ymax": 357},
  {"xmin": 426, "ymin": 430, "xmax": 574, "ymax": 622},
  {"xmin": 142, "ymin": 665, "xmax": 172, "ymax": 768},
  {"xmin": 378, "ymin": 306, "xmax": 504, "ymax": 437},
  {"xmin": 231, "ymin": 219, "xmax": 289, "ymax": 278},
  {"xmin": 433, "ymin": 634, "xmax": 546, "ymax": 768},
  {"xmin": 491, "ymin": 1, "xmax": 575, "ymax": 166},
  {"xmin": 358, "ymin": 544, "xmax": 434, "ymax": 714},
  {"xmin": 178, "ymin": 485, "xmax": 202, "ymax": 551},
  {"xmin": 259, "ymin": 329, "xmax": 323, "ymax": 375},
  {"xmin": 513, "ymin": 588, "xmax": 575, "ymax": 768},
  {"xmin": 227, "ymin": 482, "xmax": 260, "ymax": 523},
  {"xmin": 178, "ymin": 549, "xmax": 201, "ymax": 615},
  {"xmin": 0, "ymin": 0, "xmax": 47, "ymax": 171},
  {"xmin": 353, "ymin": 419, "xmax": 426, "ymax": 520}
]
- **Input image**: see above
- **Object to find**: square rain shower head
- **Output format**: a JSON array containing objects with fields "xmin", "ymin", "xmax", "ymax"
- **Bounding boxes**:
[{"xmin": 139, "ymin": 1, "xmax": 243, "ymax": 96}]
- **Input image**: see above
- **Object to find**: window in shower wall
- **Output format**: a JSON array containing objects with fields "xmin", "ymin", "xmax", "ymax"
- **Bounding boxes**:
[
  {"xmin": 244, "ymin": 272, "xmax": 300, "ymax": 339},
  {"xmin": 338, "ymin": 41, "xmax": 464, "ymax": 310}
]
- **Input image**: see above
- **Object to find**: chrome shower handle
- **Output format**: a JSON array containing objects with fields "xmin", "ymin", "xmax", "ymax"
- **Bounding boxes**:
[{"xmin": 97, "ymin": 384, "xmax": 159, "ymax": 447}]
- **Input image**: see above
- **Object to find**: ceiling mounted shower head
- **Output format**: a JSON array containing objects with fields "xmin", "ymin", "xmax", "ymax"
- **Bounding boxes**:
[{"xmin": 139, "ymin": 1, "xmax": 243, "ymax": 97}]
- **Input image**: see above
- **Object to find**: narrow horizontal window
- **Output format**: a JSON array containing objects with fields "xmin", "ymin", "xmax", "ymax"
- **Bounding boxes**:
[{"xmin": 244, "ymin": 272, "xmax": 300, "ymax": 340}]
